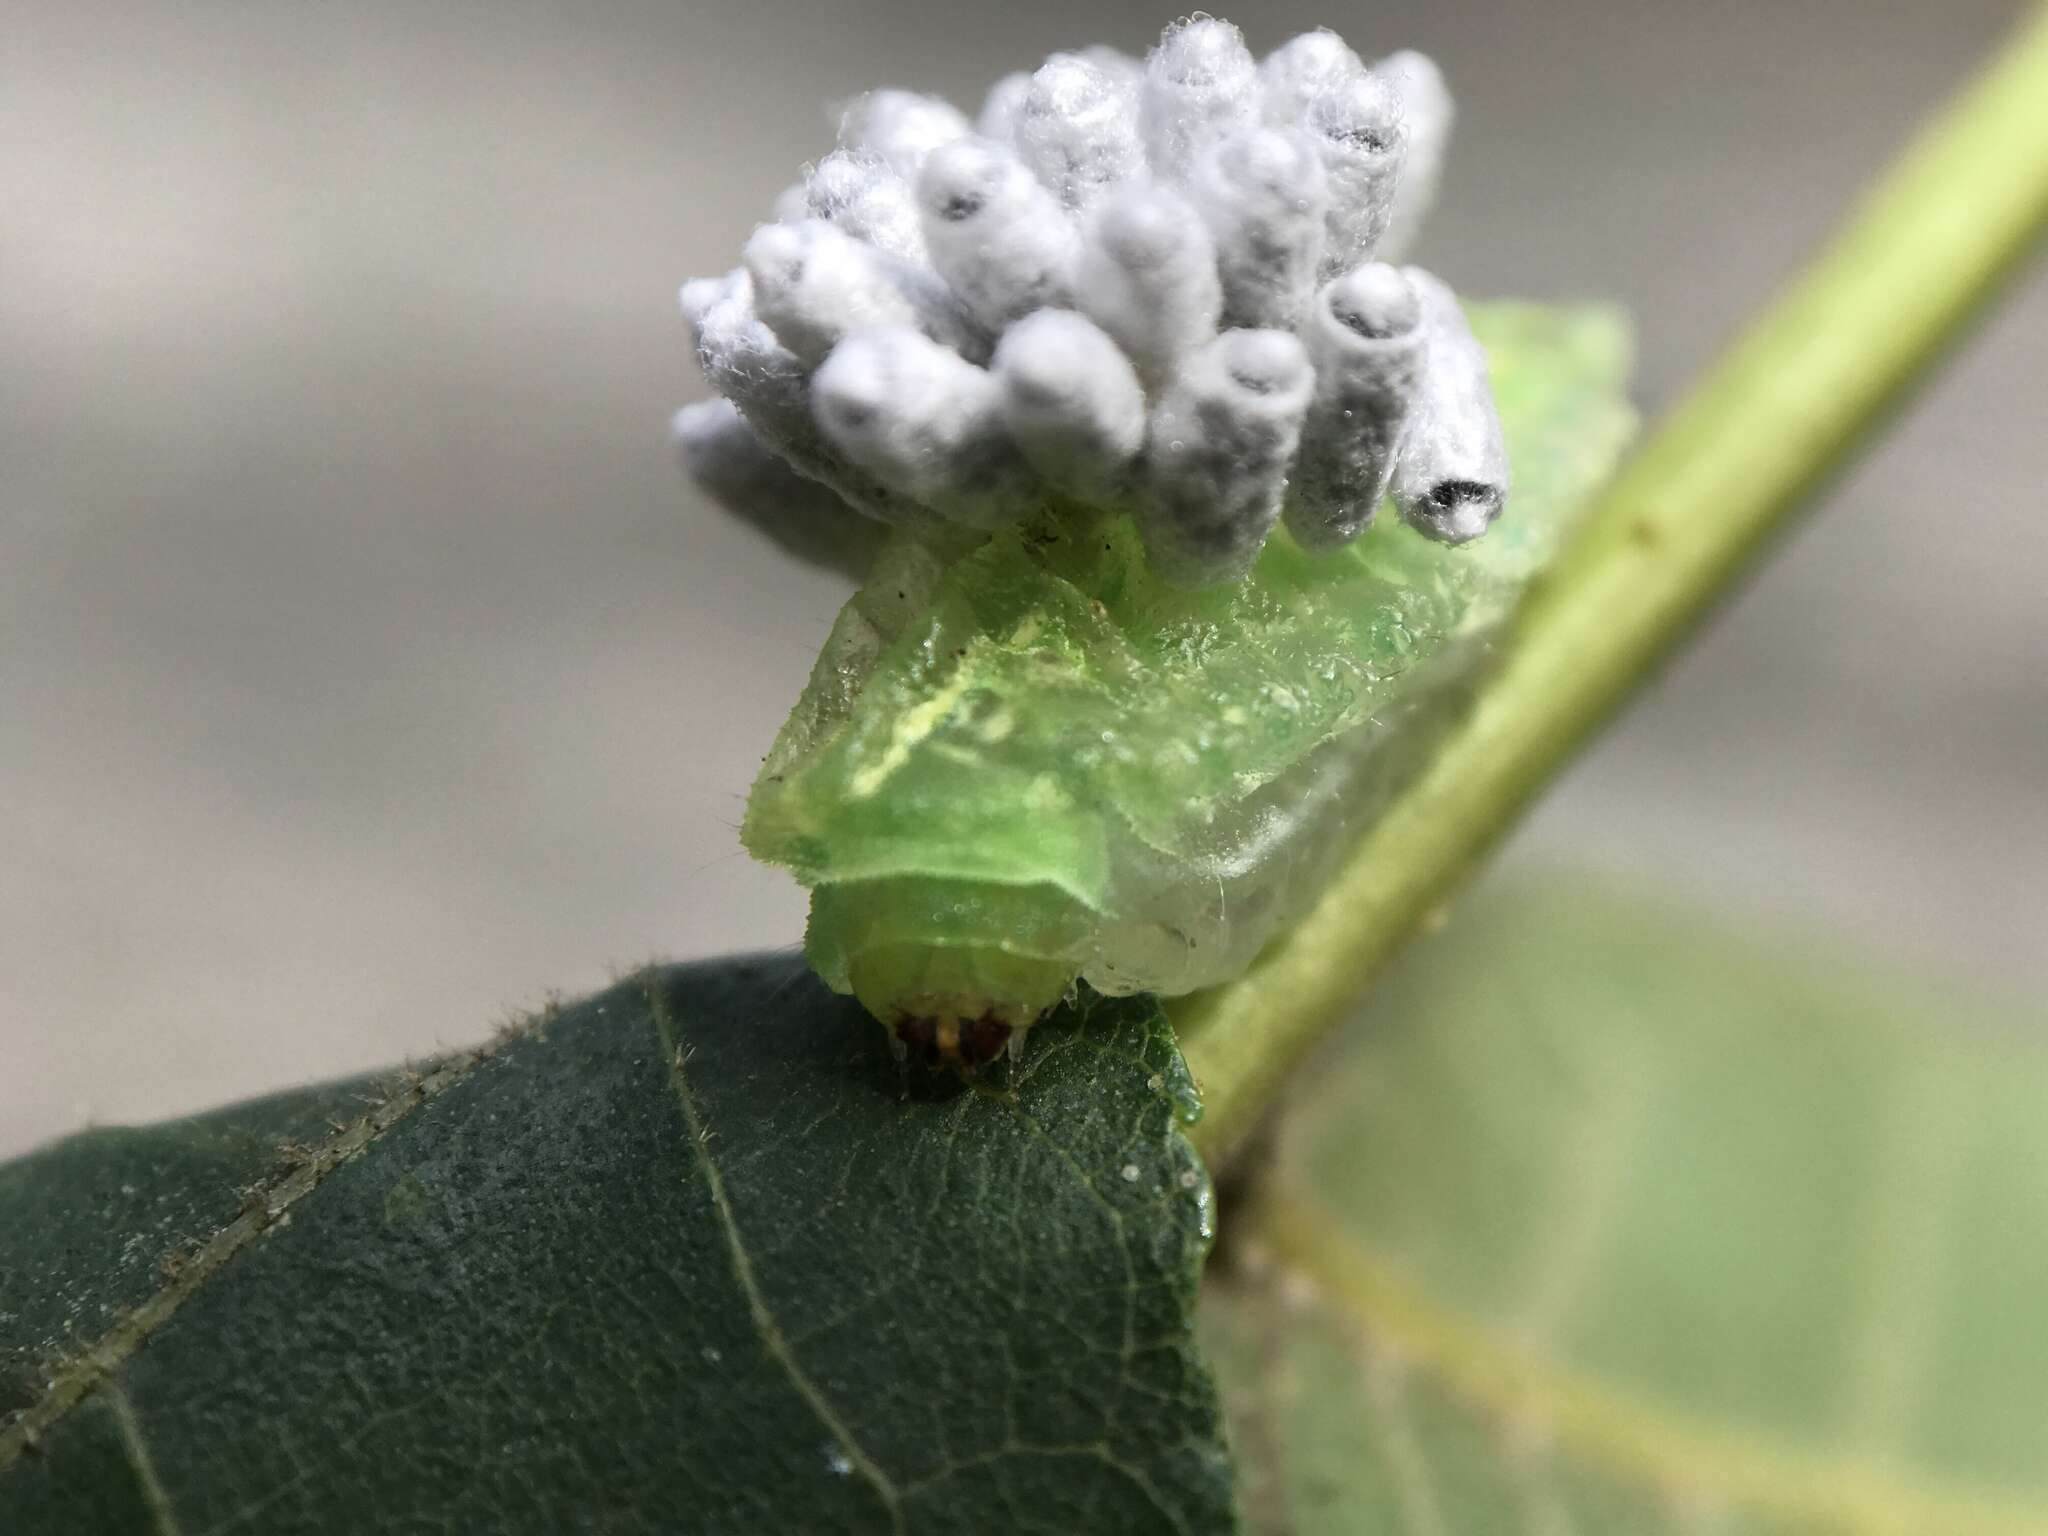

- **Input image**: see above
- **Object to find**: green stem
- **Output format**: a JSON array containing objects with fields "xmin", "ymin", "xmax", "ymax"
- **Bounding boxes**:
[{"xmin": 1178, "ymin": 2, "xmax": 2048, "ymax": 1166}]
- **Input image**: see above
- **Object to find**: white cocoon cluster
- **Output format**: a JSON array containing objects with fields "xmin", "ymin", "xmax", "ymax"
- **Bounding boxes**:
[
  {"xmin": 676, "ymin": 14, "xmax": 1498, "ymax": 585},
  {"xmin": 1141, "ymin": 328, "xmax": 1314, "ymax": 587},
  {"xmin": 1285, "ymin": 264, "xmax": 1425, "ymax": 550},
  {"xmin": 1391, "ymin": 267, "xmax": 1509, "ymax": 543}
]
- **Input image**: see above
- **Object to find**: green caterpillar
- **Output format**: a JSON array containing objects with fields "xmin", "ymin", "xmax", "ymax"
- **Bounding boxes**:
[{"xmin": 743, "ymin": 304, "xmax": 1635, "ymax": 1065}]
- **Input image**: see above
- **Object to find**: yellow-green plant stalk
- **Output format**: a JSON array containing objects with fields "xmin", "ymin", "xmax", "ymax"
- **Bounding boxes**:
[{"xmin": 1178, "ymin": 1, "xmax": 2048, "ymax": 1162}]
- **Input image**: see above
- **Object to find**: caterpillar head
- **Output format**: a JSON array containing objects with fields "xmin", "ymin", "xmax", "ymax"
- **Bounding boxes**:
[{"xmin": 889, "ymin": 1002, "xmax": 1033, "ymax": 1072}]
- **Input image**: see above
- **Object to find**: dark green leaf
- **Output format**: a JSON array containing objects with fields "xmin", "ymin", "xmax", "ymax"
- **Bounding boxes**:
[
  {"xmin": 1202, "ymin": 875, "xmax": 2048, "ymax": 1536},
  {"xmin": 1, "ymin": 957, "xmax": 1232, "ymax": 1535}
]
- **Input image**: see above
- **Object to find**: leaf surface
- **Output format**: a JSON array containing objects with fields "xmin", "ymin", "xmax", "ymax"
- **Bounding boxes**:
[
  {"xmin": 0, "ymin": 959, "xmax": 1232, "ymax": 1535},
  {"xmin": 1202, "ymin": 877, "xmax": 2048, "ymax": 1536}
]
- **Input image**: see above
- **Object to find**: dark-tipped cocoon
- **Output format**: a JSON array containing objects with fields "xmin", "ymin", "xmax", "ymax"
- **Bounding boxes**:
[
  {"xmin": 1285, "ymin": 263, "xmax": 1426, "ymax": 550},
  {"xmin": 1392, "ymin": 267, "xmax": 1509, "ymax": 543}
]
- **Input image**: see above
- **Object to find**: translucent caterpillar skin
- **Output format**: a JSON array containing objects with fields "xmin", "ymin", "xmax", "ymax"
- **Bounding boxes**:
[{"xmin": 744, "ymin": 306, "xmax": 1635, "ymax": 1063}]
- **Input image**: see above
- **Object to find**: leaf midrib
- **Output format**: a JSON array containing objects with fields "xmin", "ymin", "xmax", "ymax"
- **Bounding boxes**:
[
  {"xmin": 1253, "ymin": 1186, "xmax": 2048, "ymax": 1536},
  {"xmin": 0, "ymin": 1030, "xmax": 521, "ymax": 1472}
]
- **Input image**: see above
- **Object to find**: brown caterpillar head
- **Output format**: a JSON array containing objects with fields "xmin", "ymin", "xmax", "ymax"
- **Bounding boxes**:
[{"xmin": 889, "ymin": 1002, "xmax": 1034, "ymax": 1072}]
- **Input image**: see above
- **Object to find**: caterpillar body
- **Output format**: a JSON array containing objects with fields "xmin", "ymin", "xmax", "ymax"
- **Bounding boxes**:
[
  {"xmin": 742, "ymin": 305, "xmax": 1633, "ymax": 1065},
  {"xmin": 676, "ymin": 19, "xmax": 1636, "ymax": 1064}
]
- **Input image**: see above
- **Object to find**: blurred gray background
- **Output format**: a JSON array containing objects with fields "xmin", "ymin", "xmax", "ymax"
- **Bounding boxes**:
[{"xmin": 4, "ymin": 0, "xmax": 2043, "ymax": 1157}]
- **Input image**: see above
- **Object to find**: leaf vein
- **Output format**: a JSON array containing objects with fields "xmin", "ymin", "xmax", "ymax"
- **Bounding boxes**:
[
  {"xmin": 646, "ymin": 981, "xmax": 906, "ymax": 1535},
  {"xmin": 0, "ymin": 1030, "xmax": 521, "ymax": 1472},
  {"xmin": 1263, "ymin": 1186, "xmax": 2048, "ymax": 1536},
  {"xmin": 103, "ymin": 1383, "xmax": 184, "ymax": 1536}
]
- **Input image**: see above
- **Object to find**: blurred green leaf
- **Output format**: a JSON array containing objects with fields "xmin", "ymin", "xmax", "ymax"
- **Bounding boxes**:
[
  {"xmin": 0, "ymin": 958, "xmax": 1232, "ymax": 1535},
  {"xmin": 1202, "ymin": 876, "xmax": 2048, "ymax": 1536}
]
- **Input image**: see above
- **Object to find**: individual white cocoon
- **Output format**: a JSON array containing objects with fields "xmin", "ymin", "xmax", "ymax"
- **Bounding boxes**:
[
  {"xmin": 673, "ymin": 399, "xmax": 828, "ymax": 518},
  {"xmin": 1016, "ymin": 52, "xmax": 1146, "ymax": 212},
  {"xmin": 672, "ymin": 398, "xmax": 878, "ymax": 578},
  {"xmin": 1192, "ymin": 126, "xmax": 1330, "ymax": 332},
  {"xmin": 692, "ymin": 271, "xmax": 816, "ymax": 456},
  {"xmin": 1391, "ymin": 266, "xmax": 1509, "ymax": 543},
  {"xmin": 811, "ymin": 328, "xmax": 1034, "ymax": 529},
  {"xmin": 1076, "ymin": 183, "xmax": 1222, "ymax": 391},
  {"xmin": 693, "ymin": 274, "xmax": 926, "ymax": 526},
  {"xmin": 1302, "ymin": 68, "xmax": 1408, "ymax": 275},
  {"xmin": 1258, "ymin": 29, "xmax": 1366, "ymax": 125},
  {"xmin": 978, "ymin": 71, "xmax": 1033, "ymax": 143},
  {"xmin": 1284, "ymin": 264, "xmax": 1425, "ymax": 551},
  {"xmin": 993, "ymin": 309, "xmax": 1146, "ymax": 504},
  {"xmin": 1075, "ymin": 44, "xmax": 1145, "ymax": 89},
  {"xmin": 744, "ymin": 218, "xmax": 973, "ymax": 369},
  {"xmin": 1139, "ymin": 17, "xmax": 1260, "ymax": 186},
  {"xmin": 917, "ymin": 137, "xmax": 1079, "ymax": 332},
  {"xmin": 678, "ymin": 271, "xmax": 737, "ymax": 350},
  {"xmin": 836, "ymin": 89, "xmax": 972, "ymax": 180},
  {"xmin": 804, "ymin": 149, "xmax": 928, "ymax": 264},
  {"xmin": 1375, "ymin": 50, "xmax": 1455, "ymax": 263},
  {"xmin": 1139, "ymin": 328, "xmax": 1314, "ymax": 588}
]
